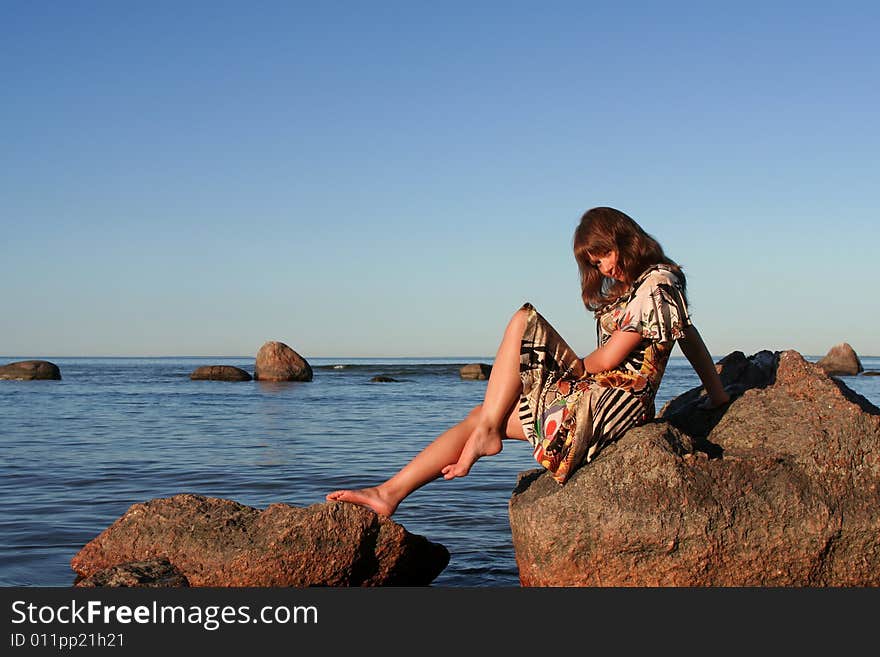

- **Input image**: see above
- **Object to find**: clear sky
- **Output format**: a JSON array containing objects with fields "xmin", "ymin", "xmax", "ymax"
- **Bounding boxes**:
[{"xmin": 2, "ymin": 1, "xmax": 877, "ymax": 359}]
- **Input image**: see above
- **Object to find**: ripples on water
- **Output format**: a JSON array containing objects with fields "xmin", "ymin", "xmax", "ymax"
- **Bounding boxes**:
[{"xmin": 1, "ymin": 355, "xmax": 878, "ymax": 587}]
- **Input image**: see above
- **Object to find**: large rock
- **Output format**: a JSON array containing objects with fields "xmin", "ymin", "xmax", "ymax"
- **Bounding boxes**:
[
  {"xmin": 75, "ymin": 557, "xmax": 189, "ymax": 588},
  {"xmin": 0, "ymin": 359, "xmax": 61, "ymax": 380},
  {"xmin": 71, "ymin": 494, "xmax": 449, "ymax": 586},
  {"xmin": 509, "ymin": 349, "xmax": 880, "ymax": 586},
  {"xmin": 190, "ymin": 365, "xmax": 252, "ymax": 381},
  {"xmin": 460, "ymin": 363, "xmax": 492, "ymax": 380},
  {"xmin": 816, "ymin": 342, "xmax": 863, "ymax": 376},
  {"xmin": 254, "ymin": 341, "xmax": 313, "ymax": 382}
]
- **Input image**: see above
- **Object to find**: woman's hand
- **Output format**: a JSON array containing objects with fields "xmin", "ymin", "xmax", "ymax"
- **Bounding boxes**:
[
  {"xmin": 678, "ymin": 326, "xmax": 732, "ymax": 409},
  {"xmin": 696, "ymin": 390, "xmax": 731, "ymax": 410},
  {"xmin": 695, "ymin": 384, "xmax": 744, "ymax": 411}
]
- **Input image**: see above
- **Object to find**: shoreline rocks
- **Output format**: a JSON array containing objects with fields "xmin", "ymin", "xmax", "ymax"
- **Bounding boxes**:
[
  {"xmin": 254, "ymin": 341, "xmax": 313, "ymax": 382},
  {"xmin": 190, "ymin": 365, "xmax": 252, "ymax": 381},
  {"xmin": 75, "ymin": 557, "xmax": 190, "ymax": 588},
  {"xmin": 509, "ymin": 349, "xmax": 880, "ymax": 586},
  {"xmin": 71, "ymin": 494, "xmax": 449, "ymax": 587},
  {"xmin": 0, "ymin": 360, "xmax": 61, "ymax": 380}
]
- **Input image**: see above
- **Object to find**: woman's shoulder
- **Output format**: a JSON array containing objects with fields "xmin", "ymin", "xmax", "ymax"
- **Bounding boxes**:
[
  {"xmin": 633, "ymin": 264, "xmax": 683, "ymax": 292},
  {"xmin": 596, "ymin": 265, "xmax": 685, "ymax": 318}
]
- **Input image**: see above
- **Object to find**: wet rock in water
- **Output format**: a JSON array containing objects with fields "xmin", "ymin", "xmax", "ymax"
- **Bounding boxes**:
[
  {"xmin": 190, "ymin": 365, "xmax": 252, "ymax": 381},
  {"xmin": 370, "ymin": 375, "xmax": 399, "ymax": 382},
  {"xmin": 862, "ymin": 371, "xmax": 880, "ymax": 376},
  {"xmin": 75, "ymin": 557, "xmax": 189, "ymax": 588},
  {"xmin": 71, "ymin": 494, "xmax": 449, "ymax": 586},
  {"xmin": 460, "ymin": 363, "xmax": 492, "ymax": 380},
  {"xmin": 509, "ymin": 349, "xmax": 880, "ymax": 586},
  {"xmin": 816, "ymin": 342, "xmax": 863, "ymax": 376},
  {"xmin": 0, "ymin": 359, "xmax": 61, "ymax": 380},
  {"xmin": 254, "ymin": 341, "xmax": 313, "ymax": 382}
]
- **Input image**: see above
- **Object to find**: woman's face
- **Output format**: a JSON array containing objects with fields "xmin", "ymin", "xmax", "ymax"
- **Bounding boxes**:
[{"xmin": 588, "ymin": 250, "xmax": 624, "ymax": 282}]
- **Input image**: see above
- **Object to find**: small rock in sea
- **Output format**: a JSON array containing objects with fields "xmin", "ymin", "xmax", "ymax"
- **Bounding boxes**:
[
  {"xmin": 254, "ymin": 341, "xmax": 313, "ymax": 382},
  {"xmin": 862, "ymin": 371, "xmax": 880, "ymax": 376},
  {"xmin": 370, "ymin": 375, "xmax": 399, "ymax": 383},
  {"xmin": 190, "ymin": 365, "xmax": 252, "ymax": 382},
  {"xmin": 816, "ymin": 342, "xmax": 863, "ymax": 376},
  {"xmin": 71, "ymin": 494, "xmax": 449, "ymax": 586},
  {"xmin": 460, "ymin": 363, "xmax": 492, "ymax": 380},
  {"xmin": 75, "ymin": 557, "xmax": 189, "ymax": 588},
  {"xmin": 0, "ymin": 360, "xmax": 61, "ymax": 380}
]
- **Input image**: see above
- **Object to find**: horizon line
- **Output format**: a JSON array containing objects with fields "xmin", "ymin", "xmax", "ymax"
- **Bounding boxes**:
[{"xmin": 2, "ymin": 353, "xmax": 862, "ymax": 361}]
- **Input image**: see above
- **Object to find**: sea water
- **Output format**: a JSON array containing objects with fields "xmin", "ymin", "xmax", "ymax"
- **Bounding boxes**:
[{"xmin": 2, "ymin": 355, "xmax": 879, "ymax": 587}]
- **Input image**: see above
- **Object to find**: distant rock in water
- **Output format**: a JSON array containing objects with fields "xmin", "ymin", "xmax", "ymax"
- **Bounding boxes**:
[
  {"xmin": 75, "ymin": 557, "xmax": 189, "ymax": 588},
  {"xmin": 190, "ymin": 365, "xmax": 252, "ymax": 382},
  {"xmin": 0, "ymin": 360, "xmax": 61, "ymax": 380},
  {"xmin": 370, "ymin": 375, "xmax": 399, "ymax": 383},
  {"xmin": 817, "ymin": 342, "xmax": 863, "ymax": 376},
  {"xmin": 460, "ymin": 363, "xmax": 492, "ymax": 380},
  {"xmin": 509, "ymin": 349, "xmax": 880, "ymax": 586},
  {"xmin": 71, "ymin": 494, "xmax": 449, "ymax": 586},
  {"xmin": 863, "ymin": 371, "xmax": 880, "ymax": 376},
  {"xmin": 254, "ymin": 341, "xmax": 313, "ymax": 382}
]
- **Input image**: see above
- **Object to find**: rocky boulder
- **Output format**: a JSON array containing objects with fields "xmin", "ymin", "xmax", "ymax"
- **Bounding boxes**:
[
  {"xmin": 0, "ymin": 359, "xmax": 61, "ymax": 380},
  {"xmin": 460, "ymin": 363, "xmax": 492, "ymax": 380},
  {"xmin": 509, "ymin": 349, "xmax": 880, "ymax": 586},
  {"xmin": 190, "ymin": 365, "xmax": 252, "ymax": 381},
  {"xmin": 254, "ymin": 341, "xmax": 313, "ymax": 382},
  {"xmin": 71, "ymin": 494, "xmax": 449, "ymax": 586},
  {"xmin": 75, "ymin": 557, "xmax": 189, "ymax": 588},
  {"xmin": 816, "ymin": 342, "xmax": 863, "ymax": 376}
]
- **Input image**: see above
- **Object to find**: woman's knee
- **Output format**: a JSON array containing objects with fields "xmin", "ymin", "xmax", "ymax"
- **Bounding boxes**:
[
  {"xmin": 504, "ymin": 408, "xmax": 527, "ymax": 440},
  {"xmin": 506, "ymin": 307, "xmax": 529, "ymax": 336}
]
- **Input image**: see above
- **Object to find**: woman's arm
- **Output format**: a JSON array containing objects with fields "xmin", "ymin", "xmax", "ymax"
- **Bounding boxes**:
[
  {"xmin": 580, "ymin": 330, "xmax": 643, "ymax": 375},
  {"xmin": 677, "ymin": 325, "xmax": 730, "ymax": 408}
]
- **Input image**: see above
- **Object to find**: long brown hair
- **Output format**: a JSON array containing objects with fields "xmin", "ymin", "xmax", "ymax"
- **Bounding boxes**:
[{"xmin": 573, "ymin": 206, "xmax": 685, "ymax": 311}]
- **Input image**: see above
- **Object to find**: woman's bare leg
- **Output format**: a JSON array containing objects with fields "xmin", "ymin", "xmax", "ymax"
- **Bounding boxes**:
[
  {"xmin": 326, "ymin": 404, "xmax": 527, "ymax": 516},
  {"xmin": 441, "ymin": 307, "xmax": 528, "ymax": 479},
  {"xmin": 326, "ymin": 407, "xmax": 480, "ymax": 516}
]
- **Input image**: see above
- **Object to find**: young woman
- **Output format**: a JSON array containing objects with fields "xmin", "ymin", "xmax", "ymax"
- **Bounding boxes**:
[{"xmin": 326, "ymin": 206, "xmax": 729, "ymax": 515}]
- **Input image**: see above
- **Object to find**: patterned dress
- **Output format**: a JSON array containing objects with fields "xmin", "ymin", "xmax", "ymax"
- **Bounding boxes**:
[{"xmin": 517, "ymin": 264, "xmax": 692, "ymax": 484}]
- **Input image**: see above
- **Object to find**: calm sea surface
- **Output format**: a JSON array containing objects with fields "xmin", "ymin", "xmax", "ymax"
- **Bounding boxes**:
[{"xmin": 2, "ymin": 354, "xmax": 879, "ymax": 587}]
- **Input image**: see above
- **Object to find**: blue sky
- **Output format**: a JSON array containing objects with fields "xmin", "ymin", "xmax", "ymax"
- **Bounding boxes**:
[{"xmin": 2, "ymin": 1, "xmax": 877, "ymax": 358}]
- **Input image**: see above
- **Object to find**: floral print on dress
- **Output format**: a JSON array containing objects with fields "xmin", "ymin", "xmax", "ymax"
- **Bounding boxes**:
[
  {"xmin": 604, "ymin": 265, "xmax": 691, "ymax": 345},
  {"xmin": 595, "ymin": 264, "xmax": 691, "ymax": 407},
  {"xmin": 517, "ymin": 264, "xmax": 692, "ymax": 484},
  {"xmin": 533, "ymin": 402, "xmax": 571, "ymax": 471}
]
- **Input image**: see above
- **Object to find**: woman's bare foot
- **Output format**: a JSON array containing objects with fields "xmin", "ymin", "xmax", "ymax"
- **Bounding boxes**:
[
  {"xmin": 441, "ymin": 424, "xmax": 503, "ymax": 480},
  {"xmin": 325, "ymin": 486, "xmax": 398, "ymax": 516}
]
